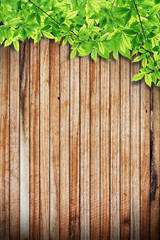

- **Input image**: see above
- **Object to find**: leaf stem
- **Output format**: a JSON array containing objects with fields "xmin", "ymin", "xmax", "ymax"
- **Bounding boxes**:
[{"xmin": 133, "ymin": 0, "xmax": 146, "ymax": 39}]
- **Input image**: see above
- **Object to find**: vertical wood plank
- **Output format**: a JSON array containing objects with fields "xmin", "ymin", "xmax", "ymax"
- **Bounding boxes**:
[
  {"xmin": 70, "ymin": 54, "xmax": 80, "ymax": 239},
  {"xmin": 60, "ymin": 43, "xmax": 70, "ymax": 240},
  {"xmin": 40, "ymin": 38, "xmax": 50, "ymax": 240},
  {"xmin": 120, "ymin": 57, "xmax": 130, "ymax": 239},
  {"xmin": 131, "ymin": 61, "xmax": 140, "ymax": 240},
  {"xmin": 50, "ymin": 40, "xmax": 60, "ymax": 240},
  {"xmin": 141, "ymin": 80, "xmax": 150, "ymax": 240},
  {"xmin": 10, "ymin": 45, "xmax": 20, "ymax": 240},
  {"xmin": 80, "ymin": 56, "xmax": 90, "ymax": 240},
  {"xmin": 100, "ymin": 58, "xmax": 110, "ymax": 240},
  {"xmin": 110, "ymin": 54, "xmax": 120, "ymax": 240},
  {"xmin": 20, "ymin": 41, "xmax": 30, "ymax": 240},
  {"xmin": 90, "ymin": 56, "xmax": 100, "ymax": 240},
  {"xmin": 30, "ymin": 40, "xmax": 40, "ymax": 240},
  {"xmin": 0, "ymin": 46, "xmax": 9, "ymax": 240},
  {"xmin": 150, "ymin": 86, "xmax": 160, "ymax": 240}
]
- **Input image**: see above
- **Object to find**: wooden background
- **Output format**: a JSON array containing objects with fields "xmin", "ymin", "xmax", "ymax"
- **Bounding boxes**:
[{"xmin": 0, "ymin": 38, "xmax": 159, "ymax": 240}]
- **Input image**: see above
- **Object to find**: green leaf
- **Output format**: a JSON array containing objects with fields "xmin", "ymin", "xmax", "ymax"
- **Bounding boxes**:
[
  {"xmin": 42, "ymin": 31, "xmax": 54, "ymax": 39},
  {"xmin": 70, "ymin": 49, "xmax": 77, "ymax": 59},
  {"xmin": 13, "ymin": 40, "xmax": 19, "ymax": 51},
  {"xmin": 151, "ymin": 73, "xmax": 157, "ymax": 85},
  {"xmin": 145, "ymin": 74, "xmax": 152, "ymax": 87},
  {"xmin": 36, "ymin": 13, "xmax": 41, "ymax": 25},
  {"xmin": 26, "ymin": 13, "xmax": 36, "ymax": 23},
  {"xmin": 98, "ymin": 42, "xmax": 105, "ymax": 54},
  {"xmin": 4, "ymin": 39, "xmax": 12, "ymax": 47},
  {"xmin": 91, "ymin": 49, "xmax": 97, "ymax": 61},
  {"xmin": 144, "ymin": 40, "xmax": 152, "ymax": 52},
  {"xmin": 132, "ymin": 73, "xmax": 145, "ymax": 81},
  {"xmin": 142, "ymin": 57, "xmax": 147, "ymax": 67},
  {"xmin": 132, "ymin": 54, "xmax": 146, "ymax": 62},
  {"xmin": 62, "ymin": 37, "xmax": 68, "ymax": 46}
]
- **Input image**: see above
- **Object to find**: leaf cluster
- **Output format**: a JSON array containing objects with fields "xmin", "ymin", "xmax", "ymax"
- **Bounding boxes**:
[{"xmin": 0, "ymin": 0, "xmax": 160, "ymax": 87}]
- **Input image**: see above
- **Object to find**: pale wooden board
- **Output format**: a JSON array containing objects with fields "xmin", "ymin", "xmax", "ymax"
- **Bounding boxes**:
[
  {"xmin": 120, "ymin": 57, "xmax": 130, "ymax": 239},
  {"xmin": 50, "ymin": 40, "xmax": 60, "ymax": 240},
  {"xmin": 0, "ymin": 46, "xmax": 9, "ymax": 240},
  {"xmin": 29, "ymin": 40, "xmax": 40, "ymax": 240},
  {"xmin": 110, "ymin": 54, "xmax": 120, "ymax": 240},
  {"xmin": 70, "ymin": 54, "xmax": 80, "ymax": 239},
  {"xmin": 100, "ymin": 57, "xmax": 110, "ymax": 240},
  {"xmin": 10, "ymin": 45, "xmax": 20, "ymax": 239},
  {"xmin": 131, "ymin": 61, "xmax": 141, "ymax": 240},
  {"xmin": 20, "ymin": 40, "xmax": 30, "ymax": 240},
  {"xmin": 60, "ymin": 43, "xmax": 70, "ymax": 240},
  {"xmin": 150, "ymin": 85, "xmax": 160, "ymax": 240},
  {"xmin": 40, "ymin": 38, "xmax": 50, "ymax": 240},
  {"xmin": 90, "ymin": 56, "xmax": 100, "ymax": 239},
  {"xmin": 141, "ymin": 79, "xmax": 150, "ymax": 240},
  {"xmin": 80, "ymin": 55, "xmax": 90, "ymax": 240}
]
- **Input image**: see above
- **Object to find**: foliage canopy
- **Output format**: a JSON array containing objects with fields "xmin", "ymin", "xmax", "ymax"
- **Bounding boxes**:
[{"xmin": 0, "ymin": 0, "xmax": 160, "ymax": 86}]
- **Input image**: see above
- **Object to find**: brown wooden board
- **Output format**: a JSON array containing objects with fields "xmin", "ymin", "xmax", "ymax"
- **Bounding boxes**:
[
  {"xmin": 50, "ymin": 40, "xmax": 60, "ymax": 240},
  {"xmin": 80, "ymin": 56, "xmax": 90, "ymax": 240},
  {"xmin": 9, "ymin": 45, "xmax": 20, "ymax": 240},
  {"xmin": 40, "ymin": 38, "xmax": 50, "ymax": 240},
  {"xmin": 30, "ymin": 40, "xmax": 40, "ymax": 240},
  {"xmin": 20, "ymin": 40, "xmax": 30, "ymax": 240},
  {"xmin": 131, "ymin": 60, "xmax": 141, "ymax": 240},
  {"xmin": 90, "ymin": 56, "xmax": 100, "ymax": 239},
  {"xmin": 0, "ymin": 46, "xmax": 9, "ymax": 240},
  {"xmin": 60, "ymin": 43, "xmax": 70, "ymax": 240}
]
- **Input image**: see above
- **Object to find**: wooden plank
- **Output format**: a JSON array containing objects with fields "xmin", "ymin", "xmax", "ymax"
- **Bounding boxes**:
[
  {"xmin": 130, "ymin": 60, "xmax": 140, "ymax": 240},
  {"xmin": 60, "ymin": 43, "xmax": 70, "ymax": 240},
  {"xmin": 140, "ymin": 79, "xmax": 150, "ymax": 239},
  {"xmin": 40, "ymin": 38, "xmax": 50, "ymax": 240},
  {"xmin": 110, "ymin": 54, "xmax": 120, "ymax": 240},
  {"xmin": 70, "ymin": 54, "xmax": 80, "ymax": 239},
  {"xmin": 150, "ymin": 85, "xmax": 160, "ymax": 240},
  {"xmin": 50, "ymin": 40, "xmax": 60, "ymax": 240},
  {"xmin": 10, "ymin": 45, "xmax": 20, "ymax": 240},
  {"xmin": 80, "ymin": 55, "xmax": 90, "ymax": 240},
  {"xmin": 90, "ymin": 56, "xmax": 100, "ymax": 240},
  {"xmin": 120, "ymin": 57, "xmax": 130, "ymax": 239},
  {"xmin": 19, "ymin": 40, "xmax": 30, "ymax": 240},
  {"xmin": 30, "ymin": 40, "xmax": 40, "ymax": 240},
  {"xmin": 100, "ymin": 57, "xmax": 110, "ymax": 240},
  {"xmin": 0, "ymin": 46, "xmax": 9, "ymax": 240}
]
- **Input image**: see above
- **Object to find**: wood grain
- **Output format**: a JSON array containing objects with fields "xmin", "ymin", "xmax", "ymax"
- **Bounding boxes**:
[
  {"xmin": 30, "ymin": 40, "xmax": 40, "ymax": 240},
  {"xmin": 0, "ymin": 46, "xmax": 9, "ymax": 240},
  {"xmin": 50, "ymin": 40, "xmax": 60, "ymax": 240},
  {"xmin": 20, "ymin": 40, "xmax": 30, "ymax": 240},
  {"xmin": 60, "ymin": 43, "xmax": 70, "ymax": 240},
  {"xmin": 100, "ymin": 57, "xmax": 110, "ymax": 240},
  {"xmin": 131, "ymin": 60, "xmax": 140, "ymax": 240},
  {"xmin": 90, "ymin": 56, "xmax": 100, "ymax": 240},
  {"xmin": 120, "ymin": 57, "xmax": 130, "ymax": 239},
  {"xmin": 70, "ymin": 54, "xmax": 80, "ymax": 239},
  {"xmin": 40, "ymin": 38, "xmax": 50, "ymax": 240},
  {"xmin": 0, "ymin": 38, "xmax": 159, "ymax": 240},
  {"xmin": 141, "ymin": 78, "xmax": 150, "ymax": 240},
  {"xmin": 10, "ymin": 45, "xmax": 20, "ymax": 240},
  {"xmin": 80, "ymin": 56, "xmax": 90, "ymax": 240},
  {"xmin": 110, "ymin": 54, "xmax": 120, "ymax": 240},
  {"xmin": 150, "ymin": 85, "xmax": 160, "ymax": 240}
]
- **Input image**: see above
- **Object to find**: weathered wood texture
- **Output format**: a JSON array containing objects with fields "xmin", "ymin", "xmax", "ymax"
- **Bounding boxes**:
[{"xmin": 0, "ymin": 39, "xmax": 159, "ymax": 240}]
